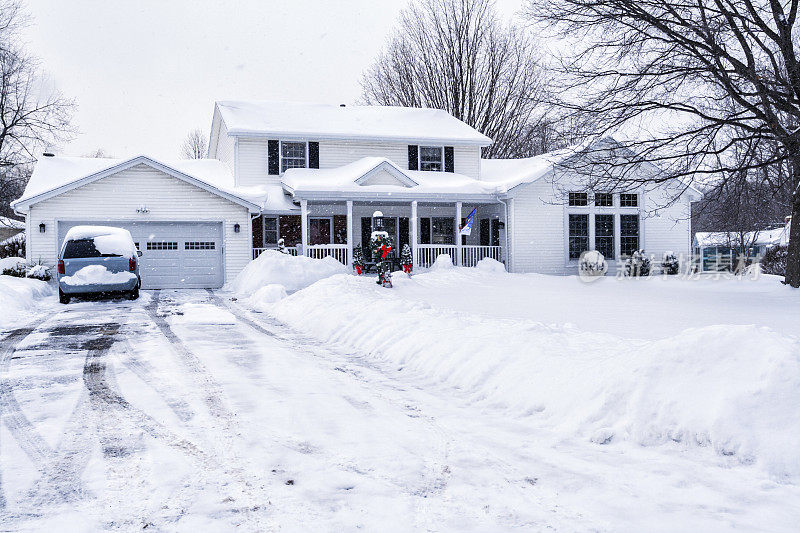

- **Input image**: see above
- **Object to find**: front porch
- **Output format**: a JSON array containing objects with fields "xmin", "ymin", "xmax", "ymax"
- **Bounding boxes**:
[{"xmin": 252, "ymin": 200, "xmax": 506, "ymax": 269}]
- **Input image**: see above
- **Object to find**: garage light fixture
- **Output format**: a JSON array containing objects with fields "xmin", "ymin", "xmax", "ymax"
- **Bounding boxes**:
[
  {"xmin": 39, "ymin": 223, "xmax": 46, "ymax": 233},
  {"xmin": 234, "ymin": 223, "xmax": 241, "ymax": 233},
  {"xmin": 136, "ymin": 205, "xmax": 149, "ymax": 214}
]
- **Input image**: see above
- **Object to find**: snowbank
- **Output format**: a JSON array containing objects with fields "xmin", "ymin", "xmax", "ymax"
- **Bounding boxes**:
[
  {"xmin": 61, "ymin": 265, "xmax": 137, "ymax": 286},
  {"xmin": 0, "ymin": 275, "xmax": 54, "ymax": 328},
  {"xmin": 0, "ymin": 256, "xmax": 25, "ymax": 272},
  {"xmin": 267, "ymin": 272, "xmax": 800, "ymax": 482},
  {"xmin": 232, "ymin": 250, "xmax": 348, "ymax": 297}
]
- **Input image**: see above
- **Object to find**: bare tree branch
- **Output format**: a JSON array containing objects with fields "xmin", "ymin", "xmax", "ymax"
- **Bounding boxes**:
[{"xmin": 181, "ymin": 128, "xmax": 207, "ymax": 159}]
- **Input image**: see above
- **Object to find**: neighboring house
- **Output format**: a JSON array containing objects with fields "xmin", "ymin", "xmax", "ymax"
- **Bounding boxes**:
[
  {"xmin": 11, "ymin": 101, "xmax": 700, "ymax": 289},
  {"xmin": 0, "ymin": 216, "xmax": 24, "ymax": 242},
  {"xmin": 693, "ymin": 217, "xmax": 791, "ymax": 272}
]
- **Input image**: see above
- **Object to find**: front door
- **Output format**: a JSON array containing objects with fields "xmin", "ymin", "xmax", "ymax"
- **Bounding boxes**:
[{"xmin": 309, "ymin": 218, "xmax": 332, "ymax": 245}]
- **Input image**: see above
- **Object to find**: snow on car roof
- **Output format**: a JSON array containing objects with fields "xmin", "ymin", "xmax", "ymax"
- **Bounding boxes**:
[
  {"xmin": 13, "ymin": 155, "xmax": 268, "ymax": 210},
  {"xmin": 215, "ymin": 101, "xmax": 492, "ymax": 145},
  {"xmin": 62, "ymin": 225, "xmax": 138, "ymax": 257}
]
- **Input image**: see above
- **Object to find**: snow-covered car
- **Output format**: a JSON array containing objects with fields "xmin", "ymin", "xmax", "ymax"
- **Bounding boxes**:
[{"xmin": 57, "ymin": 225, "xmax": 141, "ymax": 304}]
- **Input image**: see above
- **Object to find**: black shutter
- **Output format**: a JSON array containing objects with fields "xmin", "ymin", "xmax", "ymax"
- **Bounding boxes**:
[
  {"xmin": 267, "ymin": 140, "xmax": 280, "ymax": 175},
  {"xmin": 408, "ymin": 145, "xmax": 419, "ymax": 170},
  {"xmin": 361, "ymin": 217, "xmax": 372, "ymax": 248},
  {"xmin": 308, "ymin": 141, "xmax": 319, "ymax": 168},
  {"xmin": 444, "ymin": 146, "xmax": 454, "ymax": 172}
]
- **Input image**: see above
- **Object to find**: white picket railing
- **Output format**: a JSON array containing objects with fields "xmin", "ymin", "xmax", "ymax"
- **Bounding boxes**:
[
  {"xmin": 253, "ymin": 247, "xmax": 299, "ymax": 259},
  {"xmin": 461, "ymin": 245, "xmax": 502, "ymax": 267},
  {"xmin": 416, "ymin": 245, "xmax": 458, "ymax": 268},
  {"xmin": 305, "ymin": 244, "xmax": 349, "ymax": 264}
]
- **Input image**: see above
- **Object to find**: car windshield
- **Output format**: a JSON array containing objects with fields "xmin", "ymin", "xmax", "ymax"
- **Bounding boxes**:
[{"xmin": 62, "ymin": 239, "xmax": 122, "ymax": 259}]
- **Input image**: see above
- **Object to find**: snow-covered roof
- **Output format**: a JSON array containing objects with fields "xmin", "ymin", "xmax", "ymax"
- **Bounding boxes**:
[
  {"xmin": 0, "ymin": 216, "xmax": 24, "ymax": 229},
  {"xmin": 480, "ymin": 147, "xmax": 580, "ymax": 192},
  {"xmin": 281, "ymin": 157, "xmax": 497, "ymax": 200},
  {"xmin": 215, "ymin": 101, "xmax": 492, "ymax": 146},
  {"xmin": 694, "ymin": 226, "xmax": 790, "ymax": 248},
  {"xmin": 12, "ymin": 155, "xmax": 269, "ymax": 213}
]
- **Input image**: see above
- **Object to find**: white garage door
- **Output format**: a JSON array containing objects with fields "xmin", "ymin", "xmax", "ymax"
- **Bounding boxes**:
[{"xmin": 57, "ymin": 221, "xmax": 224, "ymax": 289}]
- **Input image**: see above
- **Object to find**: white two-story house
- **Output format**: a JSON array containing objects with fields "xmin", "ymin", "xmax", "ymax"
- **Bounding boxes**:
[{"xmin": 11, "ymin": 101, "xmax": 700, "ymax": 289}]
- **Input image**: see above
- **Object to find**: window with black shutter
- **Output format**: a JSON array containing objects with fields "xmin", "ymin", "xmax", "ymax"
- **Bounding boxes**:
[
  {"xmin": 308, "ymin": 141, "xmax": 319, "ymax": 169},
  {"xmin": 408, "ymin": 145, "xmax": 419, "ymax": 170},
  {"xmin": 267, "ymin": 140, "xmax": 279, "ymax": 175},
  {"xmin": 444, "ymin": 146, "xmax": 454, "ymax": 172}
]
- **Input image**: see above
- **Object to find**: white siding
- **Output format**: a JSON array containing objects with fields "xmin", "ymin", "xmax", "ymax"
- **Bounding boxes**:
[
  {"xmin": 507, "ymin": 172, "xmax": 694, "ymax": 275},
  {"xmin": 234, "ymin": 137, "xmax": 482, "ymax": 187},
  {"xmin": 215, "ymin": 120, "xmax": 235, "ymax": 174},
  {"xmin": 26, "ymin": 163, "xmax": 252, "ymax": 281}
]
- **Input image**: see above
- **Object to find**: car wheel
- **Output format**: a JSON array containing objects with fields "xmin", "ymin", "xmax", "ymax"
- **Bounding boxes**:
[
  {"xmin": 128, "ymin": 287, "xmax": 139, "ymax": 300},
  {"xmin": 59, "ymin": 289, "xmax": 70, "ymax": 304}
]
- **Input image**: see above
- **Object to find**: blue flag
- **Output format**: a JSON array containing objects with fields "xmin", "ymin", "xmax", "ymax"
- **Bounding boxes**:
[{"xmin": 460, "ymin": 208, "xmax": 476, "ymax": 236}]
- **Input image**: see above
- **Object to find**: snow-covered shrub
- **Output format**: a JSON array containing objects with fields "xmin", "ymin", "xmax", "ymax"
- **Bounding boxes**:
[
  {"xmin": 579, "ymin": 250, "xmax": 607, "ymax": 278},
  {"xmin": 476, "ymin": 257, "xmax": 506, "ymax": 273},
  {"xmin": 400, "ymin": 244, "xmax": 412, "ymax": 267},
  {"xmin": 661, "ymin": 252, "xmax": 680, "ymax": 275},
  {"xmin": 276, "ymin": 238, "xmax": 288, "ymax": 254},
  {"xmin": 624, "ymin": 250, "xmax": 651, "ymax": 277},
  {"xmin": 352, "ymin": 244, "xmax": 364, "ymax": 267},
  {"xmin": 761, "ymin": 245, "xmax": 787, "ymax": 276},
  {"xmin": 26, "ymin": 264, "xmax": 51, "ymax": 281},
  {"xmin": 2, "ymin": 262, "xmax": 26, "ymax": 278},
  {"xmin": 0, "ymin": 232, "xmax": 25, "ymax": 259},
  {"xmin": 430, "ymin": 254, "xmax": 453, "ymax": 271}
]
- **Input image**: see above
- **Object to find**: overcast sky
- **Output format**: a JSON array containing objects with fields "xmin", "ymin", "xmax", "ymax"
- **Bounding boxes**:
[{"xmin": 21, "ymin": 0, "xmax": 524, "ymax": 160}]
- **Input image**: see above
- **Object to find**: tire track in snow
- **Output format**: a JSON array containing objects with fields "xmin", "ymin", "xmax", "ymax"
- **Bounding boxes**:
[
  {"xmin": 142, "ymin": 290, "xmax": 271, "ymax": 530},
  {"xmin": 210, "ymin": 290, "xmax": 455, "ymax": 521}
]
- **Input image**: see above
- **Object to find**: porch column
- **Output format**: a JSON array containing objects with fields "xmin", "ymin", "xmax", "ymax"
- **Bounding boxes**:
[
  {"xmin": 411, "ymin": 200, "xmax": 418, "ymax": 267},
  {"xmin": 300, "ymin": 199, "xmax": 309, "ymax": 257},
  {"xmin": 346, "ymin": 200, "xmax": 354, "ymax": 266},
  {"xmin": 455, "ymin": 201, "xmax": 463, "ymax": 266}
]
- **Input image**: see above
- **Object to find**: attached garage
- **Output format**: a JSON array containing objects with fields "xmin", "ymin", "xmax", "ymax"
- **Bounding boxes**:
[
  {"xmin": 56, "ymin": 221, "xmax": 225, "ymax": 289},
  {"xmin": 12, "ymin": 155, "xmax": 262, "ymax": 289}
]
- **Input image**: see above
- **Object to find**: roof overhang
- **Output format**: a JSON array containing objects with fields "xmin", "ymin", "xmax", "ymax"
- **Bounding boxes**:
[
  {"xmin": 226, "ymin": 130, "xmax": 491, "ymax": 147},
  {"xmin": 281, "ymin": 186, "xmax": 497, "ymax": 203},
  {"xmin": 12, "ymin": 155, "xmax": 262, "ymax": 214}
]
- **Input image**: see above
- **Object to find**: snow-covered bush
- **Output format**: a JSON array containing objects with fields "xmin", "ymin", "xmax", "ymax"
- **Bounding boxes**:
[
  {"xmin": 579, "ymin": 250, "xmax": 607, "ymax": 278},
  {"xmin": 26, "ymin": 264, "xmax": 51, "ymax": 281},
  {"xmin": 400, "ymin": 244, "xmax": 413, "ymax": 268},
  {"xmin": 0, "ymin": 232, "xmax": 25, "ymax": 259},
  {"xmin": 476, "ymin": 257, "xmax": 506, "ymax": 273},
  {"xmin": 624, "ymin": 250, "xmax": 651, "ymax": 277},
  {"xmin": 430, "ymin": 254, "xmax": 453, "ymax": 271},
  {"xmin": 661, "ymin": 252, "xmax": 680, "ymax": 275},
  {"xmin": 276, "ymin": 238, "xmax": 288, "ymax": 254},
  {"xmin": 761, "ymin": 245, "xmax": 787, "ymax": 276},
  {"xmin": 1, "ymin": 257, "xmax": 51, "ymax": 281},
  {"xmin": 1, "ymin": 262, "xmax": 26, "ymax": 278},
  {"xmin": 352, "ymin": 245, "xmax": 364, "ymax": 267}
]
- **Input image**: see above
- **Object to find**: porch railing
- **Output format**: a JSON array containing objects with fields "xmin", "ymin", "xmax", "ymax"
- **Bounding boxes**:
[
  {"xmin": 461, "ymin": 245, "xmax": 502, "ymax": 267},
  {"xmin": 416, "ymin": 245, "xmax": 458, "ymax": 268},
  {"xmin": 305, "ymin": 244, "xmax": 348, "ymax": 264},
  {"xmin": 253, "ymin": 247, "xmax": 299, "ymax": 259}
]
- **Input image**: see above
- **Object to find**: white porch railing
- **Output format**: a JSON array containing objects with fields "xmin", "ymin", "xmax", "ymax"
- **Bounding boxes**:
[
  {"xmin": 416, "ymin": 245, "xmax": 458, "ymax": 268},
  {"xmin": 461, "ymin": 245, "xmax": 502, "ymax": 267},
  {"xmin": 305, "ymin": 244, "xmax": 349, "ymax": 264},
  {"xmin": 253, "ymin": 247, "xmax": 299, "ymax": 259}
]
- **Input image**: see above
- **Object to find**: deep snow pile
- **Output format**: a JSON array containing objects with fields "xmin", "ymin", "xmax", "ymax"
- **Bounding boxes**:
[
  {"xmin": 265, "ymin": 266, "xmax": 800, "ymax": 482},
  {"xmin": 0, "ymin": 274, "xmax": 54, "ymax": 328},
  {"xmin": 60, "ymin": 265, "xmax": 137, "ymax": 286},
  {"xmin": 232, "ymin": 250, "xmax": 348, "ymax": 299}
]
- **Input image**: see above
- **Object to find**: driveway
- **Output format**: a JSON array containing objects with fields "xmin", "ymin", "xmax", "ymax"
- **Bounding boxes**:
[{"xmin": 1, "ymin": 290, "xmax": 798, "ymax": 531}]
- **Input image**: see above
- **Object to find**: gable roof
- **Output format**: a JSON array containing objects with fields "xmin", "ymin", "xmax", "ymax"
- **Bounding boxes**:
[
  {"xmin": 214, "ymin": 101, "xmax": 492, "ymax": 145},
  {"xmin": 483, "ymin": 137, "xmax": 705, "ymax": 198},
  {"xmin": 11, "ymin": 155, "xmax": 264, "ymax": 213},
  {"xmin": 281, "ymin": 157, "xmax": 497, "ymax": 200}
]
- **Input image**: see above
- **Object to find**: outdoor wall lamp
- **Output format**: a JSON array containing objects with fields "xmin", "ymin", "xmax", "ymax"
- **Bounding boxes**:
[
  {"xmin": 39, "ymin": 223, "xmax": 46, "ymax": 233},
  {"xmin": 234, "ymin": 223, "xmax": 241, "ymax": 233}
]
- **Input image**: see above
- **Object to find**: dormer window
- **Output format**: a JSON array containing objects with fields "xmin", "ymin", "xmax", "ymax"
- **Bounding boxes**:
[
  {"xmin": 419, "ymin": 146, "xmax": 444, "ymax": 172},
  {"xmin": 280, "ymin": 141, "xmax": 308, "ymax": 172}
]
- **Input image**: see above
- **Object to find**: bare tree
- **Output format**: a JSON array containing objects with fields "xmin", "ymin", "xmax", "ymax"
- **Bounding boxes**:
[
  {"xmin": 0, "ymin": 0, "xmax": 74, "ymax": 217},
  {"xmin": 361, "ymin": 0, "xmax": 564, "ymax": 158},
  {"xmin": 527, "ymin": 0, "xmax": 800, "ymax": 287},
  {"xmin": 181, "ymin": 129, "xmax": 207, "ymax": 159}
]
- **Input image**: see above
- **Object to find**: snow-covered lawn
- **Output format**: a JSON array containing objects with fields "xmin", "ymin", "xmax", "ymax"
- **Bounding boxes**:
[{"xmin": 2, "ymin": 255, "xmax": 799, "ymax": 531}]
